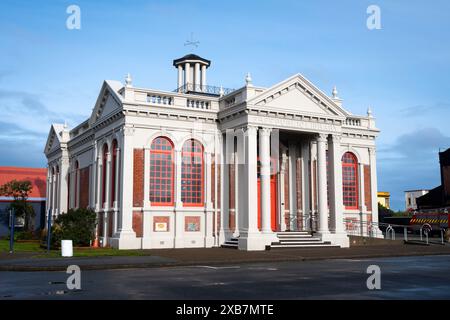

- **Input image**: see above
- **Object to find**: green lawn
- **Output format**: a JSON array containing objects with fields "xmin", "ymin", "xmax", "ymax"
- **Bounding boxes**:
[{"xmin": 0, "ymin": 240, "xmax": 151, "ymax": 258}]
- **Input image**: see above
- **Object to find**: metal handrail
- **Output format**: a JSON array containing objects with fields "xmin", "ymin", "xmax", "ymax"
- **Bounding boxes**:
[{"xmin": 174, "ymin": 83, "xmax": 235, "ymax": 96}]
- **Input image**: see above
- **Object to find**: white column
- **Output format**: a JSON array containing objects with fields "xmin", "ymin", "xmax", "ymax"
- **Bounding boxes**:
[
  {"xmin": 60, "ymin": 157, "xmax": 69, "ymax": 214},
  {"xmin": 259, "ymin": 128, "xmax": 272, "ymax": 234},
  {"xmin": 205, "ymin": 151, "xmax": 213, "ymax": 209},
  {"xmin": 112, "ymin": 127, "xmax": 139, "ymax": 249},
  {"xmin": 233, "ymin": 149, "xmax": 239, "ymax": 238},
  {"xmin": 113, "ymin": 147, "xmax": 120, "ymax": 234},
  {"xmin": 185, "ymin": 63, "xmax": 190, "ymax": 88},
  {"xmin": 103, "ymin": 152, "xmax": 111, "ymax": 246},
  {"xmin": 369, "ymin": 147, "xmax": 383, "ymax": 237},
  {"xmin": 288, "ymin": 142, "xmax": 298, "ymax": 231},
  {"xmin": 301, "ymin": 141, "xmax": 311, "ymax": 231},
  {"xmin": 220, "ymin": 133, "xmax": 229, "ymax": 243},
  {"xmin": 359, "ymin": 163, "xmax": 366, "ymax": 212},
  {"xmin": 201, "ymin": 65, "xmax": 206, "ymax": 88},
  {"xmin": 316, "ymin": 133, "xmax": 329, "ymax": 235},
  {"xmin": 194, "ymin": 62, "xmax": 200, "ymax": 90},
  {"xmin": 177, "ymin": 65, "xmax": 183, "ymax": 90},
  {"xmin": 238, "ymin": 126, "xmax": 264, "ymax": 251},
  {"xmin": 329, "ymin": 135, "xmax": 344, "ymax": 233}
]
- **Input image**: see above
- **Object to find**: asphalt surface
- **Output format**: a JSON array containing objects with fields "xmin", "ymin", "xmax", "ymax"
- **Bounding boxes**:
[{"xmin": 1, "ymin": 255, "xmax": 450, "ymax": 299}]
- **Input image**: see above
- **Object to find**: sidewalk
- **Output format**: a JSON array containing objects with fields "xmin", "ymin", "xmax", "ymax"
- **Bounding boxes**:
[{"xmin": 1, "ymin": 243, "xmax": 450, "ymax": 271}]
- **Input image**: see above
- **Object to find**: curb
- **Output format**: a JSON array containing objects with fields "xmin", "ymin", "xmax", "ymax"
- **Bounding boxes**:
[{"xmin": 1, "ymin": 251, "xmax": 450, "ymax": 272}]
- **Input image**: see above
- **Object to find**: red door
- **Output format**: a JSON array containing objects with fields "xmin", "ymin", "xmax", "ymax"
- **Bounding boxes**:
[{"xmin": 257, "ymin": 175, "xmax": 277, "ymax": 231}]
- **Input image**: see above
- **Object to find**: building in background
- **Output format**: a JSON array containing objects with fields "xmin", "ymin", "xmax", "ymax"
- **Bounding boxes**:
[
  {"xmin": 377, "ymin": 191, "xmax": 390, "ymax": 209},
  {"xmin": 405, "ymin": 189, "xmax": 429, "ymax": 211},
  {"xmin": 44, "ymin": 54, "xmax": 381, "ymax": 251},
  {"xmin": 416, "ymin": 148, "xmax": 450, "ymax": 210},
  {"xmin": 0, "ymin": 167, "xmax": 47, "ymax": 237}
]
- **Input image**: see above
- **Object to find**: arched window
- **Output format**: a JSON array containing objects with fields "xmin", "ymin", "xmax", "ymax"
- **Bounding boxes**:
[
  {"xmin": 181, "ymin": 139, "xmax": 204, "ymax": 206},
  {"xmin": 102, "ymin": 144, "xmax": 108, "ymax": 207},
  {"xmin": 342, "ymin": 152, "xmax": 358, "ymax": 209},
  {"xmin": 111, "ymin": 140, "xmax": 118, "ymax": 206},
  {"xmin": 150, "ymin": 137, "xmax": 174, "ymax": 206}
]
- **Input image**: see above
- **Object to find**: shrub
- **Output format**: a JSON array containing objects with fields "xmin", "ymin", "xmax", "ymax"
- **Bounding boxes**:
[{"xmin": 50, "ymin": 208, "xmax": 97, "ymax": 248}]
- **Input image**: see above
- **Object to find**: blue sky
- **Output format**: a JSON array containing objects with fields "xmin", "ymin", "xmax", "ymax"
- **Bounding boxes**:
[{"xmin": 1, "ymin": 0, "xmax": 449, "ymax": 210}]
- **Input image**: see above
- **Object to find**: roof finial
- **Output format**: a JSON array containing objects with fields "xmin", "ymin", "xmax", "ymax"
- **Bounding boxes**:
[
  {"xmin": 219, "ymin": 85, "xmax": 224, "ymax": 97},
  {"xmin": 245, "ymin": 72, "xmax": 252, "ymax": 86},
  {"xmin": 125, "ymin": 73, "xmax": 132, "ymax": 88},
  {"xmin": 64, "ymin": 120, "xmax": 68, "ymax": 129},
  {"xmin": 332, "ymin": 85, "xmax": 338, "ymax": 99},
  {"xmin": 367, "ymin": 106, "xmax": 373, "ymax": 117}
]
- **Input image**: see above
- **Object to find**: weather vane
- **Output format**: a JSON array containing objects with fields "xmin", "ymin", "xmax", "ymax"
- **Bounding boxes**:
[{"xmin": 184, "ymin": 32, "xmax": 200, "ymax": 49}]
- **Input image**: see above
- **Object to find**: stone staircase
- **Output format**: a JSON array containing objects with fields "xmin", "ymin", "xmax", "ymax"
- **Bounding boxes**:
[
  {"xmin": 270, "ymin": 231, "xmax": 339, "ymax": 249},
  {"xmin": 221, "ymin": 237, "xmax": 239, "ymax": 249},
  {"xmin": 221, "ymin": 232, "xmax": 339, "ymax": 249}
]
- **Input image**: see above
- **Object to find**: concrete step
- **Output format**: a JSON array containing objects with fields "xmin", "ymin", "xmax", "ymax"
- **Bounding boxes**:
[
  {"xmin": 271, "ymin": 244, "xmax": 340, "ymax": 248},
  {"xmin": 277, "ymin": 231, "xmax": 310, "ymax": 236}
]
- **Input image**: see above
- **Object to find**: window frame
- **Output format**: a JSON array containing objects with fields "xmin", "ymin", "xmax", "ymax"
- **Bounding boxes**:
[
  {"xmin": 181, "ymin": 139, "xmax": 204, "ymax": 207},
  {"xmin": 150, "ymin": 136, "xmax": 175, "ymax": 206},
  {"xmin": 342, "ymin": 152, "xmax": 359, "ymax": 210}
]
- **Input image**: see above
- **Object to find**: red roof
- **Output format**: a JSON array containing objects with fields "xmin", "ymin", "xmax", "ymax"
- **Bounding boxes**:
[{"xmin": 0, "ymin": 167, "xmax": 47, "ymax": 199}]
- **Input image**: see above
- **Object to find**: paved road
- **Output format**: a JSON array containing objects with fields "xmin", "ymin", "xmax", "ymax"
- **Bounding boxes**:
[{"xmin": 1, "ymin": 255, "xmax": 450, "ymax": 299}]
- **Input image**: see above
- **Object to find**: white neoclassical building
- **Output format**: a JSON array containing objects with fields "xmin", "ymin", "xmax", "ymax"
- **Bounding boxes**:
[{"xmin": 44, "ymin": 54, "xmax": 381, "ymax": 251}]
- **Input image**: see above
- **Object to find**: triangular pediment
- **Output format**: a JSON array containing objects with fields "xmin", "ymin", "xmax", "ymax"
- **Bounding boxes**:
[
  {"xmin": 248, "ymin": 74, "xmax": 348, "ymax": 117},
  {"xmin": 44, "ymin": 124, "xmax": 63, "ymax": 155},
  {"xmin": 89, "ymin": 80, "xmax": 124, "ymax": 126}
]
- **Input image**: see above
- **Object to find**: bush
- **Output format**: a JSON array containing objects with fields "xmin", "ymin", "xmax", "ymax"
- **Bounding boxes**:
[
  {"xmin": 5, "ymin": 230, "xmax": 38, "ymax": 241},
  {"xmin": 49, "ymin": 208, "xmax": 97, "ymax": 248}
]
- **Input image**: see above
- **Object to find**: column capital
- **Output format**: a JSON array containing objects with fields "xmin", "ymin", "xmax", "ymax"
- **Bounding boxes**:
[
  {"xmin": 331, "ymin": 134, "xmax": 342, "ymax": 142},
  {"xmin": 259, "ymin": 127, "xmax": 272, "ymax": 137},
  {"xmin": 368, "ymin": 147, "xmax": 376, "ymax": 156},
  {"xmin": 316, "ymin": 133, "xmax": 328, "ymax": 142},
  {"xmin": 244, "ymin": 125, "xmax": 258, "ymax": 136}
]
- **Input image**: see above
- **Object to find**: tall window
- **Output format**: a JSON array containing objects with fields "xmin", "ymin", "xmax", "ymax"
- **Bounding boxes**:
[
  {"xmin": 342, "ymin": 152, "xmax": 358, "ymax": 209},
  {"xmin": 102, "ymin": 144, "xmax": 108, "ymax": 207},
  {"xmin": 150, "ymin": 137, "xmax": 174, "ymax": 205},
  {"xmin": 181, "ymin": 139, "xmax": 204, "ymax": 206},
  {"xmin": 111, "ymin": 139, "xmax": 117, "ymax": 206}
]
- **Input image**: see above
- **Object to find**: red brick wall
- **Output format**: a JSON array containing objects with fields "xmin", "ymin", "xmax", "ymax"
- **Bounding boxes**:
[
  {"xmin": 79, "ymin": 166, "xmax": 90, "ymax": 209},
  {"xmin": 133, "ymin": 149, "xmax": 144, "ymax": 207},
  {"xmin": 364, "ymin": 165, "xmax": 372, "ymax": 211},
  {"xmin": 108, "ymin": 212, "xmax": 113, "ymax": 237},
  {"xmin": 132, "ymin": 210, "xmax": 143, "ymax": 237}
]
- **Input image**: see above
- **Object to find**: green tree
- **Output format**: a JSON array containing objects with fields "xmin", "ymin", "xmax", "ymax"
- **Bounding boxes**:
[
  {"xmin": 0, "ymin": 180, "xmax": 35, "ymax": 231},
  {"xmin": 52, "ymin": 208, "xmax": 97, "ymax": 247}
]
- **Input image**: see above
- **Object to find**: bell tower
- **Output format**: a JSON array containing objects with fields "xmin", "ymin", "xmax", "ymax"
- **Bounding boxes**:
[{"xmin": 173, "ymin": 54, "xmax": 211, "ymax": 93}]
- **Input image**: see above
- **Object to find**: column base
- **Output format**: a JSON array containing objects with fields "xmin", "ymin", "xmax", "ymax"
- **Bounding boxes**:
[
  {"xmin": 319, "ymin": 232, "xmax": 350, "ymax": 248},
  {"xmin": 109, "ymin": 230, "xmax": 141, "ymax": 249},
  {"xmin": 238, "ymin": 232, "xmax": 267, "ymax": 251}
]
